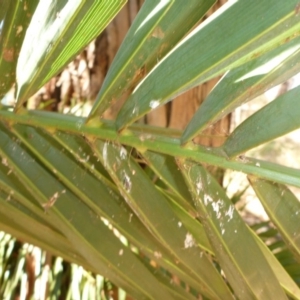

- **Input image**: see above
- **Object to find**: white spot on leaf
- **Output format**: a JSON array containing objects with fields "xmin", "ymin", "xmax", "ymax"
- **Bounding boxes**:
[
  {"xmin": 129, "ymin": 213, "xmax": 133, "ymax": 222},
  {"xmin": 212, "ymin": 200, "xmax": 222, "ymax": 219},
  {"xmin": 122, "ymin": 171, "xmax": 132, "ymax": 193},
  {"xmin": 120, "ymin": 147, "xmax": 127, "ymax": 160},
  {"xmin": 149, "ymin": 100, "xmax": 160, "ymax": 109},
  {"xmin": 204, "ymin": 194, "xmax": 213, "ymax": 206},
  {"xmin": 2, "ymin": 157, "xmax": 8, "ymax": 166},
  {"xmin": 196, "ymin": 178, "xmax": 202, "ymax": 195},
  {"xmin": 103, "ymin": 142, "xmax": 108, "ymax": 167},
  {"xmin": 132, "ymin": 105, "xmax": 139, "ymax": 116},
  {"xmin": 16, "ymin": 26, "xmax": 23, "ymax": 35},
  {"xmin": 225, "ymin": 205, "xmax": 234, "ymax": 221},
  {"xmin": 184, "ymin": 233, "xmax": 195, "ymax": 249}
]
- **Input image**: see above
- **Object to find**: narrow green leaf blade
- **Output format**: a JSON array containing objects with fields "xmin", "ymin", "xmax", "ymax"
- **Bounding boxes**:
[
  {"xmin": 178, "ymin": 159, "xmax": 288, "ymax": 299},
  {"xmin": 0, "ymin": 198, "xmax": 84, "ymax": 267},
  {"xmin": 253, "ymin": 233, "xmax": 300, "ymax": 300},
  {"xmin": 139, "ymin": 257, "xmax": 199, "ymax": 300},
  {"xmin": 0, "ymin": 0, "xmax": 38, "ymax": 98},
  {"xmin": 250, "ymin": 176, "xmax": 300, "ymax": 263},
  {"xmin": 247, "ymin": 227, "xmax": 300, "ymax": 300},
  {"xmin": 15, "ymin": 0, "xmax": 126, "ymax": 107},
  {"xmin": 91, "ymin": 140, "xmax": 234, "ymax": 300},
  {"xmin": 164, "ymin": 193, "xmax": 213, "ymax": 254},
  {"xmin": 1, "ymin": 110, "xmax": 300, "ymax": 188},
  {"xmin": 0, "ymin": 162, "xmax": 43, "ymax": 213},
  {"xmin": 142, "ymin": 151, "xmax": 194, "ymax": 209},
  {"xmin": 181, "ymin": 36, "xmax": 300, "ymax": 144},
  {"xmin": 87, "ymin": 0, "xmax": 215, "ymax": 120},
  {"xmin": 141, "ymin": 151, "xmax": 213, "ymax": 253},
  {"xmin": 52, "ymin": 131, "xmax": 113, "ymax": 186},
  {"xmin": 0, "ymin": 125, "xmax": 175, "ymax": 299},
  {"xmin": 12, "ymin": 125, "xmax": 208, "ymax": 294},
  {"xmin": 0, "ymin": 1, "xmax": 10, "ymax": 21},
  {"xmin": 115, "ymin": 0, "xmax": 300, "ymax": 130},
  {"xmin": 223, "ymin": 85, "xmax": 300, "ymax": 157}
]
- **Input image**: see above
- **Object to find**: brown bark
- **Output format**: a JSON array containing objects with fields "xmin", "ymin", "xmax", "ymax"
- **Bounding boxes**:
[
  {"xmin": 149, "ymin": 0, "xmax": 230, "ymax": 148},
  {"xmin": 28, "ymin": 1, "xmax": 230, "ymax": 150},
  {"xmin": 27, "ymin": 0, "xmax": 229, "ymax": 187}
]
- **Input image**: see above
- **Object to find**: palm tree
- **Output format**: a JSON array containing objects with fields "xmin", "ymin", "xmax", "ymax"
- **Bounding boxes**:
[{"xmin": 1, "ymin": 1, "xmax": 300, "ymax": 299}]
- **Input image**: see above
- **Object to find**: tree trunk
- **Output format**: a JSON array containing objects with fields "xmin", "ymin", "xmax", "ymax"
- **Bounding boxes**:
[
  {"xmin": 147, "ymin": 0, "xmax": 229, "ymax": 148},
  {"xmin": 29, "ymin": 1, "xmax": 230, "ymax": 151}
]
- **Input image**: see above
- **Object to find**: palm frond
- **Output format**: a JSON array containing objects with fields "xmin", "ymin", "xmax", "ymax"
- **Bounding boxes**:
[{"xmin": 1, "ymin": 0, "xmax": 300, "ymax": 299}]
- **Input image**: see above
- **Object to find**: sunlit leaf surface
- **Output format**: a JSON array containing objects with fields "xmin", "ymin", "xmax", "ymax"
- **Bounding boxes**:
[
  {"xmin": 115, "ymin": 0, "xmax": 300, "ymax": 130},
  {"xmin": 250, "ymin": 177, "xmax": 300, "ymax": 263},
  {"xmin": 223, "ymin": 85, "xmax": 300, "ymax": 157},
  {"xmin": 88, "ymin": 0, "xmax": 216, "ymax": 120},
  {"xmin": 181, "ymin": 35, "xmax": 300, "ymax": 144},
  {"xmin": 15, "ymin": 0, "xmax": 126, "ymax": 108},
  {"xmin": 178, "ymin": 160, "xmax": 288, "ymax": 300},
  {"xmin": 1, "ymin": 0, "xmax": 300, "ymax": 298}
]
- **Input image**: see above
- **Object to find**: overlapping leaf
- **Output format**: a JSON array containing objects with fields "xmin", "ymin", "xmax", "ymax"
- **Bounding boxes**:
[
  {"xmin": 141, "ymin": 151, "xmax": 213, "ymax": 253},
  {"xmin": 250, "ymin": 176, "xmax": 300, "ymax": 263},
  {"xmin": 12, "ymin": 125, "xmax": 208, "ymax": 295},
  {"xmin": 0, "ymin": 123, "xmax": 174, "ymax": 300},
  {"xmin": 90, "ymin": 140, "xmax": 234, "ymax": 299},
  {"xmin": 115, "ymin": 0, "xmax": 300, "ymax": 130},
  {"xmin": 181, "ymin": 35, "xmax": 300, "ymax": 144},
  {"xmin": 0, "ymin": 197, "xmax": 85, "ymax": 267},
  {"xmin": 223, "ymin": 84, "xmax": 300, "ymax": 157},
  {"xmin": 1, "ymin": 0, "xmax": 300, "ymax": 298},
  {"xmin": 1, "ymin": 108, "xmax": 300, "ymax": 189},
  {"xmin": 253, "ymin": 231, "xmax": 300, "ymax": 299},
  {"xmin": 88, "ymin": 0, "xmax": 216, "ymax": 120},
  {"xmin": 178, "ymin": 159, "xmax": 288, "ymax": 299},
  {"xmin": 15, "ymin": 0, "xmax": 126, "ymax": 108},
  {"xmin": 0, "ymin": 1, "xmax": 38, "ymax": 98}
]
